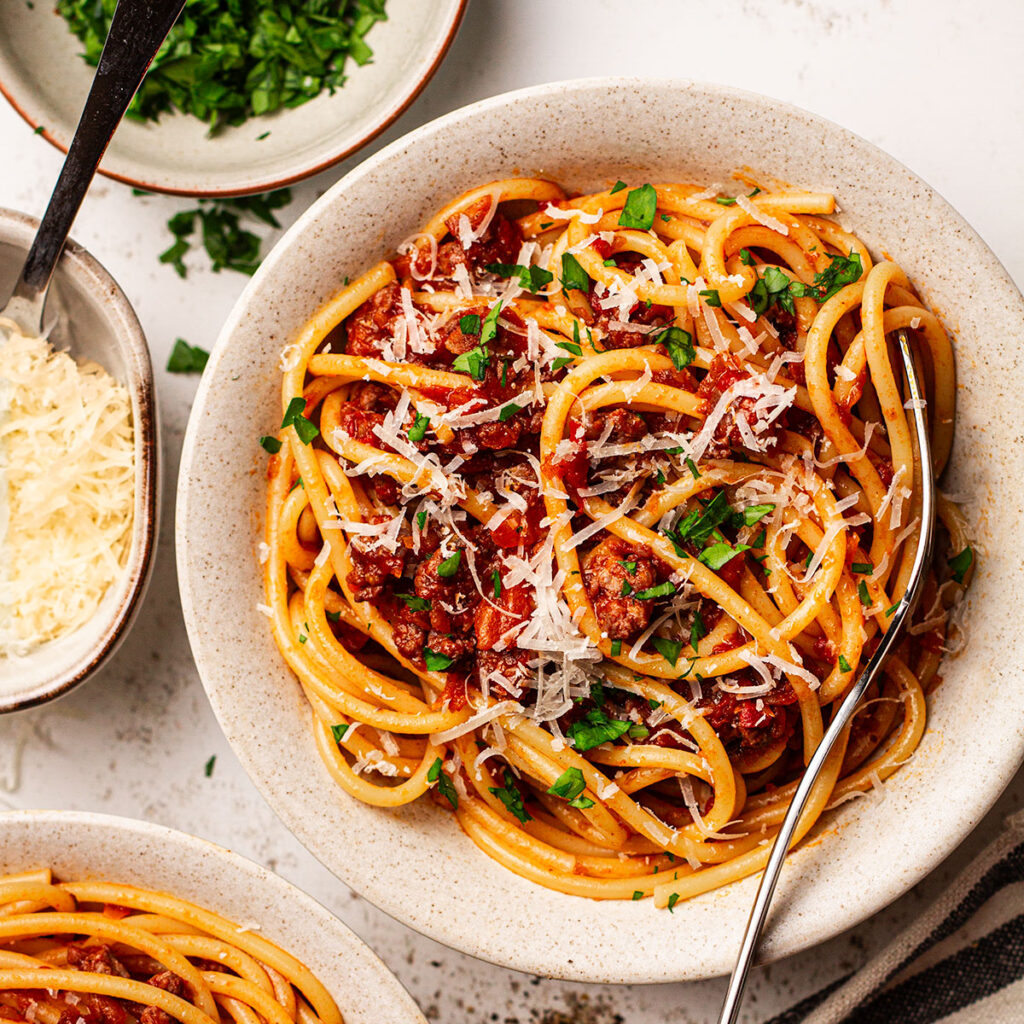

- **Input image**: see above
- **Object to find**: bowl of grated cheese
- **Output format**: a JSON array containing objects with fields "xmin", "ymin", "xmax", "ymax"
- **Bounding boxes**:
[{"xmin": 0, "ymin": 207, "xmax": 158, "ymax": 713}]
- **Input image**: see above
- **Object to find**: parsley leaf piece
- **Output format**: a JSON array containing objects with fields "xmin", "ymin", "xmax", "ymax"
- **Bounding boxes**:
[
  {"xmin": 632, "ymin": 890, "xmax": 644, "ymax": 900},
  {"xmin": 424, "ymin": 647, "xmax": 455, "ymax": 672},
  {"xmin": 690, "ymin": 608, "xmax": 707, "ymax": 651},
  {"xmin": 652, "ymin": 637, "xmax": 683, "ymax": 667},
  {"xmin": 459, "ymin": 313, "xmax": 481, "ymax": 335},
  {"xmin": 715, "ymin": 196, "xmax": 737, "ymax": 206},
  {"xmin": 851, "ymin": 561, "xmax": 874, "ymax": 574},
  {"xmin": 812, "ymin": 252, "xmax": 864, "ymax": 302},
  {"xmin": 330, "ymin": 723, "xmax": 348, "ymax": 743},
  {"xmin": 326, "ymin": 609, "xmax": 341, "ymax": 623},
  {"xmin": 485, "ymin": 262, "xmax": 553, "ymax": 293},
  {"xmin": 610, "ymin": 180, "xmax": 628, "ymax": 194},
  {"xmin": 699, "ymin": 542, "xmax": 750, "ymax": 571},
  {"xmin": 685, "ymin": 457, "xmax": 700, "ymax": 480},
  {"xmin": 561, "ymin": 252, "xmax": 590, "ymax": 293},
  {"xmin": 281, "ymin": 396, "xmax": 319, "ymax": 444},
  {"xmin": 407, "ymin": 412, "xmax": 429, "ymax": 442},
  {"xmin": 742, "ymin": 503, "xmax": 776, "ymax": 526},
  {"xmin": 547, "ymin": 766, "xmax": 587, "ymax": 802},
  {"xmin": 492, "ymin": 570, "xmax": 501, "ymax": 599},
  {"xmin": 618, "ymin": 183, "xmax": 658, "ymax": 230},
  {"xmin": 490, "ymin": 770, "xmax": 531, "ymax": 822},
  {"xmin": 166, "ymin": 338, "xmax": 209, "ymax": 374},
  {"xmin": 948, "ymin": 546, "xmax": 973, "ymax": 584},
  {"xmin": 886, "ymin": 601, "xmax": 901, "ymax": 617},
  {"xmin": 452, "ymin": 345, "xmax": 488, "ymax": 380},
  {"xmin": 437, "ymin": 550, "xmax": 461, "ymax": 577},
  {"xmin": 610, "ymin": 639, "xmax": 622, "ymax": 656},
  {"xmin": 416, "ymin": 511, "xmax": 427, "ymax": 529},
  {"xmin": 655, "ymin": 325, "xmax": 695, "ymax": 370},
  {"xmin": 428, "ymin": 757, "xmax": 458, "ymax": 809},
  {"xmin": 627, "ymin": 723, "xmax": 649, "ymax": 740},
  {"xmin": 396, "ymin": 593, "xmax": 430, "ymax": 612},
  {"xmin": 635, "ymin": 581, "xmax": 675, "ymax": 600},
  {"xmin": 259, "ymin": 435, "xmax": 282, "ymax": 454},
  {"xmin": 699, "ymin": 288, "xmax": 722, "ymax": 308},
  {"xmin": 837, "ymin": 654, "xmax": 852, "ymax": 673},
  {"xmin": 204, "ymin": 755, "xmax": 216, "ymax": 777},
  {"xmin": 567, "ymin": 709, "xmax": 631, "ymax": 751},
  {"xmin": 739, "ymin": 248, "xmax": 755, "ymax": 266},
  {"xmin": 858, "ymin": 580, "xmax": 872, "ymax": 606},
  {"xmin": 498, "ymin": 402, "xmax": 522, "ymax": 423},
  {"xmin": 480, "ymin": 301, "xmax": 503, "ymax": 344},
  {"xmin": 668, "ymin": 892, "xmax": 680, "ymax": 913}
]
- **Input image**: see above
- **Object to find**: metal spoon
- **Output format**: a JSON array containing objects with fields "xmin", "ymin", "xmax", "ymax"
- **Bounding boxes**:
[
  {"xmin": 717, "ymin": 329, "xmax": 935, "ymax": 1024},
  {"xmin": 1, "ymin": 0, "xmax": 186, "ymax": 334}
]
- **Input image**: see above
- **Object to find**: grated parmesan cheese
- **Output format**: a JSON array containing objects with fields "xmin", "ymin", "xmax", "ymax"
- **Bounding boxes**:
[{"xmin": 0, "ymin": 320, "xmax": 134, "ymax": 659}]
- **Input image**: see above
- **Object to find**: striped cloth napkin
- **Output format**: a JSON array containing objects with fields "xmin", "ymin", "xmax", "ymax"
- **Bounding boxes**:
[{"xmin": 767, "ymin": 810, "xmax": 1024, "ymax": 1024}]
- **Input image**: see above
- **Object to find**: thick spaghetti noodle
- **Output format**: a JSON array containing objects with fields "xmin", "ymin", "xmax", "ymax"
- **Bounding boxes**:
[
  {"xmin": 0, "ymin": 870, "xmax": 342, "ymax": 1024},
  {"xmin": 261, "ymin": 177, "xmax": 974, "ymax": 906}
]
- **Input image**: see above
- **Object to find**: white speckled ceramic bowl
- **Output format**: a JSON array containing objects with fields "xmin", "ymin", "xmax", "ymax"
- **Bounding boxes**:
[
  {"xmin": 177, "ymin": 78, "xmax": 1024, "ymax": 982},
  {"xmin": 0, "ymin": 810, "xmax": 426, "ymax": 1024},
  {"xmin": 0, "ymin": 0, "xmax": 465, "ymax": 197},
  {"xmin": 0, "ymin": 208, "xmax": 159, "ymax": 714}
]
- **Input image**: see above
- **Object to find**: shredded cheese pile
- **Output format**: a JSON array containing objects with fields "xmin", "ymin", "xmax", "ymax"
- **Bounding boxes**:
[{"xmin": 0, "ymin": 318, "xmax": 134, "ymax": 656}]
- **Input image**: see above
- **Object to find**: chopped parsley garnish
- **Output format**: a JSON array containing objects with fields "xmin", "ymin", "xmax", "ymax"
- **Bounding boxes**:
[
  {"xmin": 427, "ymin": 757, "xmax": 458, "ymax": 809},
  {"xmin": 259, "ymin": 435, "xmax": 282, "ymax": 454},
  {"xmin": 632, "ymin": 890, "xmax": 644, "ymax": 900},
  {"xmin": 326, "ymin": 609, "xmax": 341, "ymax": 622},
  {"xmin": 423, "ymin": 647, "xmax": 455, "ymax": 672},
  {"xmin": 415, "ymin": 510, "xmax": 427, "ymax": 529},
  {"xmin": 330, "ymin": 723, "xmax": 348, "ymax": 743},
  {"xmin": 459, "ymin": 313, "xmax": 481, "ymax": 335},
  {"xmin": 498, "ymin": 402, "xmax": 522, "ymax": 422},
  {"xmin": 568, "ymin": 709, "xmax": 631, "ymax": 751},
  {"xmin": 652, "ymin": 637, "xmax": 682, "ymax": 667},
  {"xmin": 407, "ymin": 412, "xmax": 429, "ymax": 442},
  {"xmin": 699, "ymin": 288, "xmax": 722, "ymax": 307},
  {"xmin": 948, "ymin": 546, "xmax": 973, "ymax": 584},
  {"xmin": 886, "ymin": 601, "xmax": 901, "ymax": 617},
  {"xmin": 56, "ymin": 0, "xmax": 388, "ymax": 130},
  {"xmin": 437, "ymin": 550, "xmax": 461, "ymax": 577},
  {"xmin": 837, "ymin": 654, "xmax": 852, "ymax": 673},
  {"xmin": 715, "ymin": 196, "xmax": 737, "ymax": 206},
  {"xmin": 690, "ymin": 608, "xmax": 706, "ymax": 650},
  {"xmin": 396, "ymin": 593, "xmax": 430, "ymax": 612},
  {"xmin": 281, "ymin": 396, "xmax": 318, "ymax": 444},
  {"xmin": 655, "ymin": 470, "xmax": 666, "ymax": 485},
  {"xmin": 204, "ymin": 755, "xmax": 216, "ymax": 777},
  {"xmin": 739, "ymin": 248, "xmax": 755, "ymax": 265},
  {"xmin": 159, "ymin": 190, "xmax": 291, "ymax": 277},
  {"xmin": 655, "ymin": 325, "xmax": 695, "ymax": 370},
  {"xmin": 166, "ymin": 338, "xmax": 210, "ymax": 374},
  {"xmin": 627, "ymin": 723, "xmax": 649, "ymax": 740},
  {"xmin": 618, "ymin": 183, "xmax": 658, "ymax": 230},
  {"xmin": 453, "ymin": 302, "xmax": 502, "ymax": 380},
  {"xmin": 858, "ymin": 580, "xmax": 872, "ymax": 606},
  {"xmin": 667, "ymin": 892, "xmax": 680, "ymax": 913},
  {"xmin": 547, "ymin": 767, "xmax": 594, "ymax": 809},
  {"xmin": 485, "ymin": 261, "xmax": 554, "ymax": 293},
  {"xmin": 699, "ymin": 541, "xmax": 749, "ymax": 570},
  {"xmin": 610, "ymin": 180, "xmax": 627, "ymax": 194},
  {"xmin": 610, "ymin": 640, "xmax": 622, "ymax": 656},
  {"xmin": 811, "ymin": 252, "xmax": 864, "ymax": 301},
  {"xmin": 621, "ymin": 580, "xmax": 633, "ymax": 596},
  {"xmin": 490, "ymin": 770, "xmax": 531, "ymax": 822},
  {"xmin": 851, "ymin": 561, "xmax": 874, "ymax": 574},
  {"xmin": 741, "ymin": 503, "xmax": 775, "ymax": 526},
  {"xmin": 636, "ymin": 581, "xmax": 675, "ymax": 600},
  {"xmin": 561, "ymin": 252, "xmax": 590, "ymax": 293},
  {"xmin": 491, "ymin": 570, "xmax": 501, "ymax": 598},
  {"xmin": 685, "ymin": 457, "xmax": 700, "ymax": 479},
  {"xmin": 749, "ymin": 265, "xmax": 807, "ymax": 315},
  {"xmin": 620, "ymin": 559, "xmax": 638, "ymax": 574}
]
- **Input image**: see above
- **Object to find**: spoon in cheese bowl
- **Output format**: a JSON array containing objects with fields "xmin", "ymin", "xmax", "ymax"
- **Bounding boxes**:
[{"xmin": 0, "ymin": 0, "xmax": 184, "ymax": 711}]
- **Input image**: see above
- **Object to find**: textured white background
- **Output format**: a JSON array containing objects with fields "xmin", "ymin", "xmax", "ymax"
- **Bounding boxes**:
[{"xmin": 2, "ymin": 1, "xmax": 1023, "ymax": 1021}]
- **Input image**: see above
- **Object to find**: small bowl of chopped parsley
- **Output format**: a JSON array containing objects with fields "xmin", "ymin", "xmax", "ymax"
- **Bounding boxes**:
[{"xmin": 0, "ymin": 0, "xmax": 466, "ymax": 195}]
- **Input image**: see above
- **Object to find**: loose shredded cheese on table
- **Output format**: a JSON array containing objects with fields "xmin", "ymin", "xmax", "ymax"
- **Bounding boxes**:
[{"xmin": 0, "ymin": 319, "xmax": 134, "ymax": 657}]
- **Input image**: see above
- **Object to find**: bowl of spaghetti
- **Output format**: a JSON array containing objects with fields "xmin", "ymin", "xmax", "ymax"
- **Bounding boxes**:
[
  {"xmin": 177, "ymin": 78, "xmax": 1024, "ymax": 981},
  {"xmin": 0, "ymin": 810, "xmax": 426, "ymax": 1024}
]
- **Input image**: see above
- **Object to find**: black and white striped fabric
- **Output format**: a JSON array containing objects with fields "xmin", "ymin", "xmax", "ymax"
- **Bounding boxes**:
[{"xmin": 768, "ymin": 811, "xmax": 1024, "ymax": 1024}]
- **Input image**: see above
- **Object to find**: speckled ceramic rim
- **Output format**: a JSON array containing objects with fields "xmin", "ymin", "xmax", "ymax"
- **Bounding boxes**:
[
  {"xmin": 0, "ymin": 2, "xmax": 467, "ymax": 198},
  {"xmin": 0, "ymin": 809, "xmax": 426, "ymax": 1024},
  {"xmin": 178, "ymin": 76, "xmax": 1024, "ymax": 983},
  {"xmin": 0, "ymin": 209, "xmax": 159, "ymax": 714}
]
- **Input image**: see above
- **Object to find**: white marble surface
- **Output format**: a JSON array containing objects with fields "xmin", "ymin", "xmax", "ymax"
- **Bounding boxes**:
[{"xmin": 2, "ymin": 1, "xmax": 1023, "ymax": 1021}]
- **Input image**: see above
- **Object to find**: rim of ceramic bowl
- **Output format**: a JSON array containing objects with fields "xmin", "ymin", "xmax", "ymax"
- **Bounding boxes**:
[
  {"xmin": 0, "ymin": 208, "xmax": 159, "ymax": 713},
  {"xmin": 177, "ymin": 75, "xmax": 1024, "ymax": 982},
  {"xmin": 0, "ymin": 2, "xmax": 467, "ymax": 198},
  {"xmin": 0, "ymin": 809, "xmax": 427, "ymax": 1024}
]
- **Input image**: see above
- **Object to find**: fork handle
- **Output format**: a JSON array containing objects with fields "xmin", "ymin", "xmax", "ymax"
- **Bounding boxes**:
[{"xmin": 11, "ymin": 0, "xmax": 186, "ymax": 325}]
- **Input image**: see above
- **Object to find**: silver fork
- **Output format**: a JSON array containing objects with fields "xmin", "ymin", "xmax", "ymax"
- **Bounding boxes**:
[{"xmin": 717, "ymin": 329, "xmax": 935, "ymax": 1024}]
